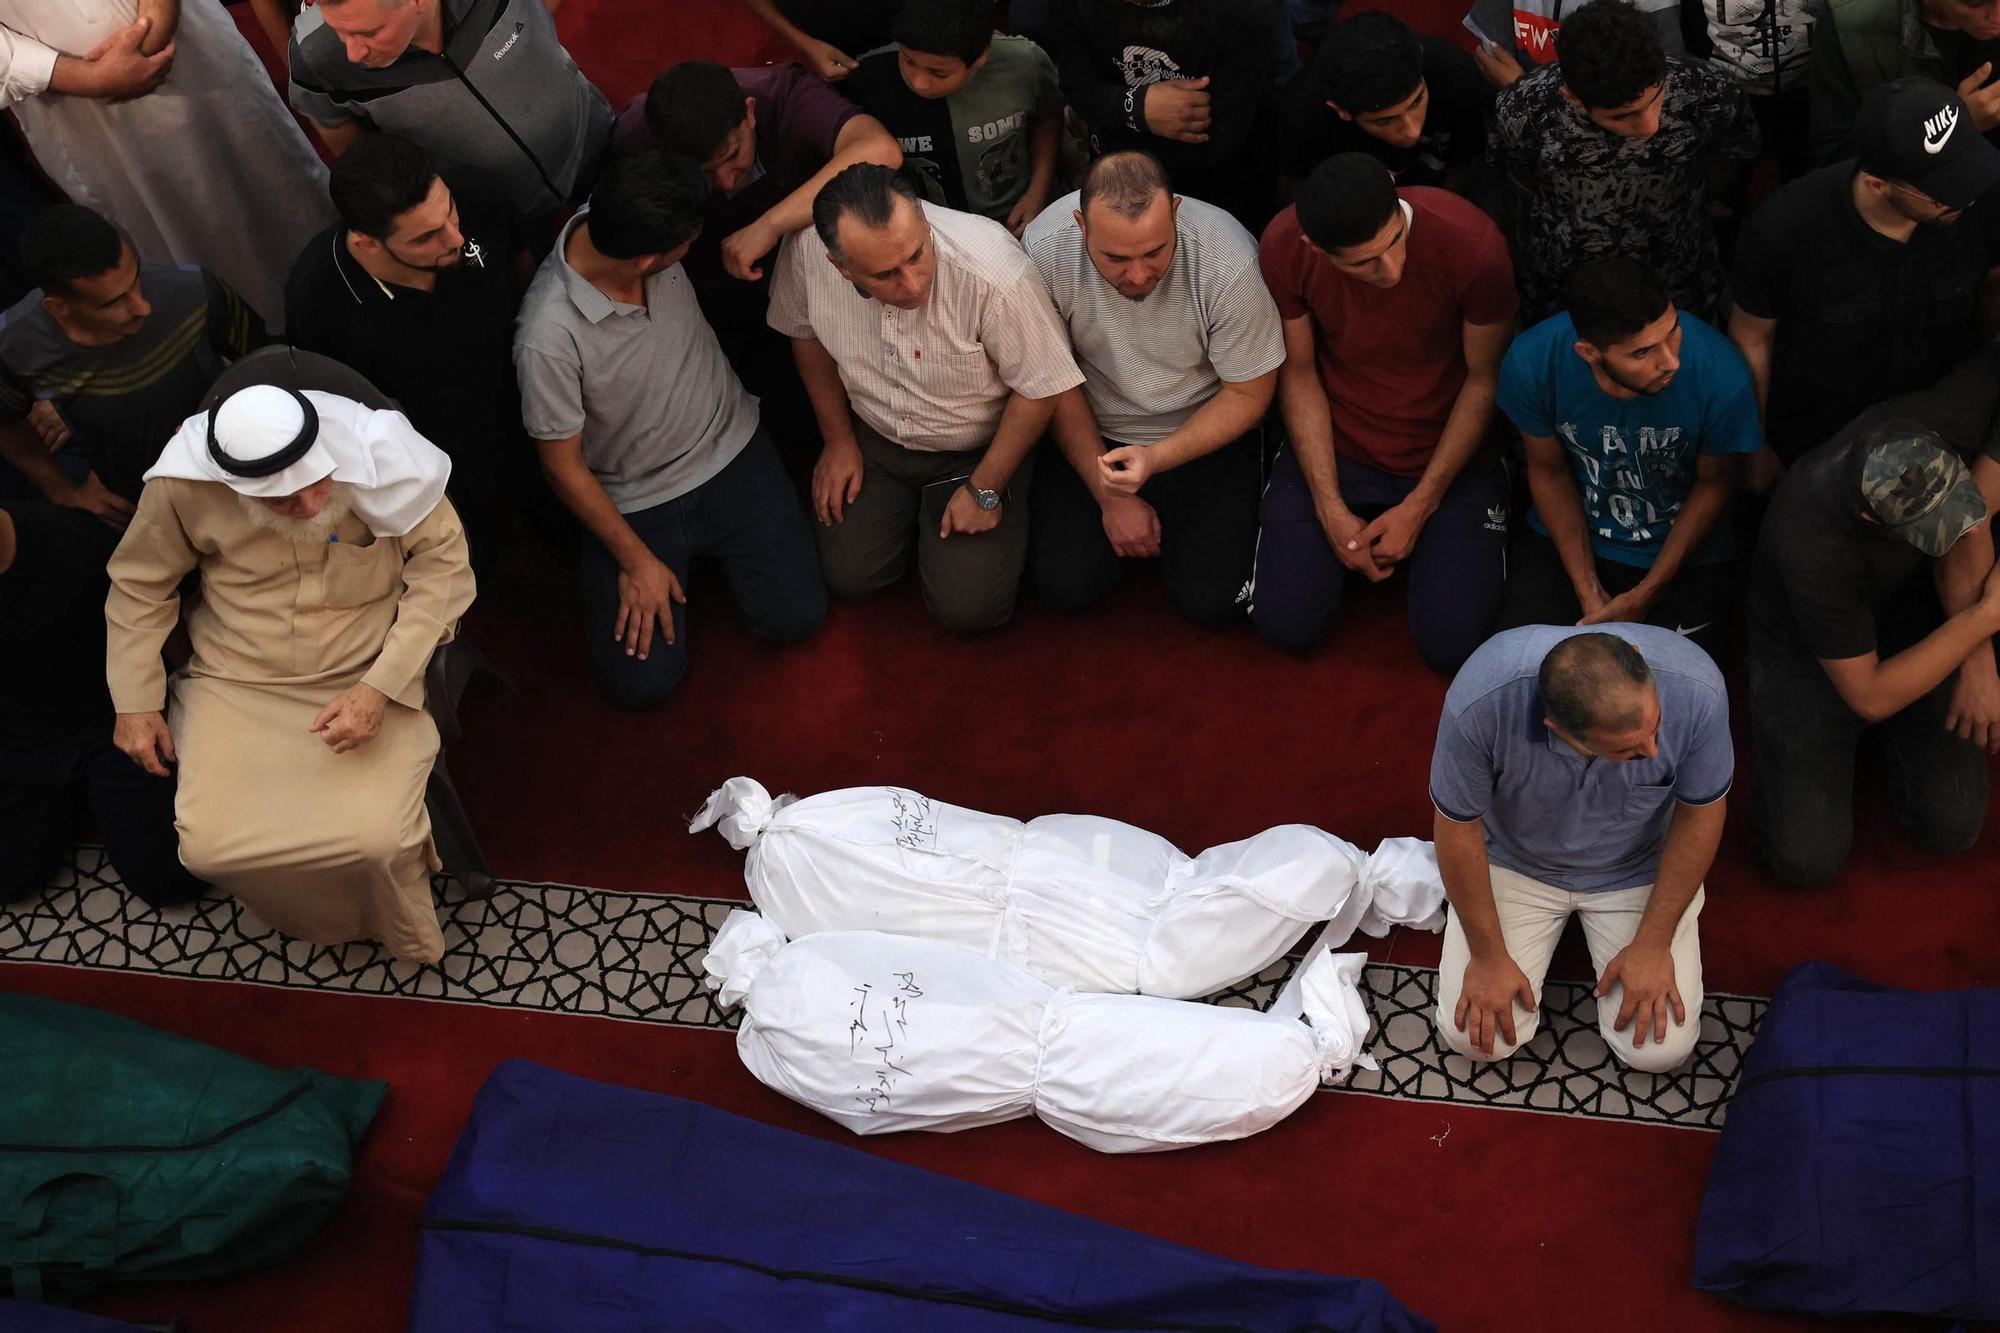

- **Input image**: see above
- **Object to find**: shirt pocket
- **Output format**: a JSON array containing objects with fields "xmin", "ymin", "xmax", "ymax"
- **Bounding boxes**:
[
  {"xmin": 1622, "ymin": 779, "xmax": 1677, "ymax": 823},
  {"xmin": 321, "ymin": 538, "xmax": 403, "ymax": 609},
  {"xmin": 921, "ymin": 349, "xmax": 995, "ymax": 402}
]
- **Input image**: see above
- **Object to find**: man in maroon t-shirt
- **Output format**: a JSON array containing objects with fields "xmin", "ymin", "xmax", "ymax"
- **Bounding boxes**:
[
  {"xmin": 1250, "ymin": 153, "xmax": 1518, "ymax": 672},
  {"xmin": 615, "ymin": 61, "xmax": 901, "ymax": 443}
]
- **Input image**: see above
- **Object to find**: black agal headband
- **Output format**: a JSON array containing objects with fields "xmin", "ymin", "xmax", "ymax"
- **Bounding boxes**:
[{"xmin": 207, "ymin": 387, "xmax": 319, "ymax": 479}]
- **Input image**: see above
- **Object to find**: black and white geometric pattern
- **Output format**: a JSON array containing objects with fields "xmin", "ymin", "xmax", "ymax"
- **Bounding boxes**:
[{"xmin": 1, "ymin": 849, "xmax": 1763, "ymax": 1130}]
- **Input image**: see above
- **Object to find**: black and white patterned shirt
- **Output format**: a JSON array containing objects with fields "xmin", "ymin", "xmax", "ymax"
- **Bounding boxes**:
[{"xmin": 1491, "ymin": 58, "xmax": 1762, "ymax": 324}]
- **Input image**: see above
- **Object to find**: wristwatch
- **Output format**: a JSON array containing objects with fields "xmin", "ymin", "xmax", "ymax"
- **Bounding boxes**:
[{"xmin": 964, "ymin": 479, "xmax": 1002, "ymax": 511}]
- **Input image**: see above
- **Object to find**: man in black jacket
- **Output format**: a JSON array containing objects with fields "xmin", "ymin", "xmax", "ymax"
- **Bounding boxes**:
[{"xmin": 1049, "ymin": 0, "xmax": 1280, "ymax": 230}]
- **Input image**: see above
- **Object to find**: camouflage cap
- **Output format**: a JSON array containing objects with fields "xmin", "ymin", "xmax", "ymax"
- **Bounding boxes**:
[{"xmin": 1860, "ymin": 430, "xmax": 1988, "ymax": 557}]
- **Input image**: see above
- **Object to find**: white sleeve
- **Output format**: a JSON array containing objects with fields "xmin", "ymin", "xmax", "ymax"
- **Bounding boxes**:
[{"xmin": 0, "ymin": 25, "xmax": 60, "ymax": 108}]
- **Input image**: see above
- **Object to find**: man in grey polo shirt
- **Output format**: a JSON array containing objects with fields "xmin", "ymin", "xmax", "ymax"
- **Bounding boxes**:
[
  {"xmin": 513, "ymin": 152, "xmax": 824, "ymax": 709},
  {"xmin": 290, "ymin": 0, "xmax": 613, "ymax": 225},
  {"xmin": 1023, "ymin": 152, "xmax": 1284, "ymax": 627},
  {"xmin": 1429, "ymin": 625, "xmax": 1732, "ymax": 1073},
  {"xmin": 767, "ymin": 163, "xmax": 1083, "ymax": 632}
]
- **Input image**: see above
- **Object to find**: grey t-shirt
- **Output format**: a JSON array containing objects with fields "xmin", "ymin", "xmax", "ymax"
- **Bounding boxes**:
[
  {"xmin": 290, "ymin": 0, "xmax": 611, "ymax": 221},
  {"xmin": 1429, "ymin": 623, "xmax": 1734, "ymax": 893},
  {"xmin": 1024, "ymin": 192, "xmax": 1283, "ymax": 445},
  {"xmin": 513, "ymin": 209, "xmax": 759, "ymax": 513}
]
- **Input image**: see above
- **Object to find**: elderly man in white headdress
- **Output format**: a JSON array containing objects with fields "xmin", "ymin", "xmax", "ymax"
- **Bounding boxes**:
[{"xmin": 104, "ymin": 384, "xmax": 474, "ymax": 963}]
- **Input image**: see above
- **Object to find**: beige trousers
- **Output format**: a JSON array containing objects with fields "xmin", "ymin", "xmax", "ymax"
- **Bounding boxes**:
[
  {"xmin": 171, "ymin": 674, "xmax": 445, "ymax": 964},
  {"xmin": 1434, "ymin": 865, "xmax": 1705, "ymax": 1074}
]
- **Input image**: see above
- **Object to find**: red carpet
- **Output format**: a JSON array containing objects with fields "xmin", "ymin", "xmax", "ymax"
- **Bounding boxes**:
[{"xmin": 3, "ymin": 3, "xmax": 1992, "ymax": 1330}]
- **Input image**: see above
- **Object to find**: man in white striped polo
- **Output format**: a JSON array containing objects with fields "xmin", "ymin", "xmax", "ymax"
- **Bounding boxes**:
[
  {"xmin": 768, "ymin": 163, "xmax": 1083, "ymax": 632},
  {"xmin": 1022, "ymin": 152, "xmax": 1285, "ymax": 627}
]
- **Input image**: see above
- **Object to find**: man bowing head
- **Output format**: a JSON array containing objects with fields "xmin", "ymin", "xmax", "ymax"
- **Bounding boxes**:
[{"xmin": 106, "ymin": 383, "xmax": 475, "ymax": 963}]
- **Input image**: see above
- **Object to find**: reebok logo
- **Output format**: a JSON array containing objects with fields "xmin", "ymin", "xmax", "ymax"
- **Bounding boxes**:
[
  {"xmin": 493, "ymin": 22, "xmax": 523, "ymax": 60},
  {"xmin": 1924, "ymin": 104, "xmax": 1959, "ymax": 154}
]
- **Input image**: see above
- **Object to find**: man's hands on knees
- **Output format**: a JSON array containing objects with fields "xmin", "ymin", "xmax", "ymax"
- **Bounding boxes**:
[
  {"xmin": 812, "ymin": 438, "xmax": 864, "ymax": 525},
  {"xmin": 1454, "ymin": 949, "xmax": 1537, "ymax": 1056},
  {"xmin": 611, "ymin": 555, "xmax": 684, "ymax": 660},
  {"xmin": 1947, "ymin": 664, "xmax": 2000, "ymax": 753},
  {"xmin": 1316, "ymin": 500, "xmax": 1390, "ymax": 583},
  {"xmin": 1596, "ymin": 942, "xmax": 1684, "ymax": 1048},
  {"xmin": 115, "ymin": 711, "xmax": 176, "ymax": 777},
  {"xmin": 939, "ymin": 486, "xmax": 1001, "ymax": 539},
  {"xmin": 310, "ymin": 683, "xmax": 390, "ymax": 754}
]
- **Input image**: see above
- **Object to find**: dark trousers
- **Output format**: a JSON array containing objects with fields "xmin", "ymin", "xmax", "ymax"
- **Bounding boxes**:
[
  {"xmin": 1750, "ymin": 653, "xmax": 1989, "ymax": 886},
  {"xmin": 1028, "ymin": 433, "xmax": 1260, "ymax": 629},
  {"xmin": 1497, "ymin": 528, "xmax": 1732, "ymax": 661},
  {"xmin": 817, "ymin": 417, "xmax": 1035, "ymax": 633},
  {"xmin": 580, "ymin": 431, "xmax": 825, "ymax": 710},
  {"xmin": 1251, "ymin": 447, "xmax": 1508, "ymax": 673},
  {"xmin": 0, "ymin": 738, "xmax": 205, "ymax": 907}
]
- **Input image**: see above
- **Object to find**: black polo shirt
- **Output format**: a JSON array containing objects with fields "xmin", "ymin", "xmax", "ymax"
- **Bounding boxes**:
[
  {"xmin": 282, "ymin": 172, "xmax": 524, "ymax": 474},
  {"xmin": 1733, "ymin": 160, "xmax": 1998, "ymax": 464},
  {"xmin": 1748, "ymin": 341, "xmax": 2000, "ymax": 675},
  {"xmin": 1277, "ymin": 36, "xmax": 1490, "ymax": 187},
  {"xmin": 0, "ymin": 501, "xmax": 118, "ymax": 753}
]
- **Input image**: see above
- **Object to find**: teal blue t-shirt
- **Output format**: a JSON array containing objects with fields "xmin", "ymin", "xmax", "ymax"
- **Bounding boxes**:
[{"xmin": 1497, "ymin": 310, "xmax": 1761, "ymax": 568}]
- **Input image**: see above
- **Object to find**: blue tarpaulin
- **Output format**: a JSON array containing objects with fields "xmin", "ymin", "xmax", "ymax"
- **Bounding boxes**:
[
  {"xmin": 411, "ymin": 1060, "xmax": 1431, "ymax": 1332},
  {"xmin": 1695, "ymin": 961, "xmax": 2000, "ymax": 1319}
]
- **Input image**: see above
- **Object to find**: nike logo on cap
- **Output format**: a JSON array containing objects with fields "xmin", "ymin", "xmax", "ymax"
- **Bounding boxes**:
[{"xmin": 1924, "ymin": 105, "xmax": 1960, "ymax": 154}]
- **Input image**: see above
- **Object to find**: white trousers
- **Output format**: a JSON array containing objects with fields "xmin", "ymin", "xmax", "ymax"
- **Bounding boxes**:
[{"xmin": 1434, "ymin": 865, "xmax": 1705, "ymax": 1074}]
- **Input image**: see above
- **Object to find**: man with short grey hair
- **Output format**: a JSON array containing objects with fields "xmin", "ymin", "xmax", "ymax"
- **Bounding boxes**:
[
  {"xmin": 1428, "ymin": 624, "xmax": 1732, "ymax": 1074},
  {"xmin": 1023, "ymin": 151, "xmax": 1284, "ymax": 626},
  {"xmin": 289, "ymin": 0, "xmax": 613, "ymax": 224},
  {"xmin": 767, "ymin": 162, "xmax": 1083, "ymax": 631}
]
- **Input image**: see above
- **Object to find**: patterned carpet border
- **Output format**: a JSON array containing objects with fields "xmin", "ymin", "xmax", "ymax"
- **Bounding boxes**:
[{"xmin": 0, "ymin": 849, "xmax": 1762, "ymax": 1131}]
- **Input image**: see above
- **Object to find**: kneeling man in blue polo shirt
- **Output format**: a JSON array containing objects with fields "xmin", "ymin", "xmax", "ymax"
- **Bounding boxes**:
[{"xmin": 1429, "ymin": 625, "xmax": 1732, "ymax": 1072}]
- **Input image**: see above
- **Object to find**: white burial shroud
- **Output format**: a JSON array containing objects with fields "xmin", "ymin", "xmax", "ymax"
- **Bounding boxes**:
[
  {"xmin": 691, "ymin": 777, "xmax": 1446, "ymax": 1000},
  {"xmin": 702, "ymin": 910, "xmax": 1374, "ymax": 1153}
]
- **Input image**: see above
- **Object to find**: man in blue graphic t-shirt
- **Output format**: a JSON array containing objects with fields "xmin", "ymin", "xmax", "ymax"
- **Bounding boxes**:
[{"xmin": 1494, "ymin": 256, "xmax": 1760, "ymax": 659}]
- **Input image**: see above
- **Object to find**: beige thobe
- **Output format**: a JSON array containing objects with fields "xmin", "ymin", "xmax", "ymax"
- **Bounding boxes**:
[{"xmin": 105, "ymin": 480, "xmax": 476, "ymax": 963}]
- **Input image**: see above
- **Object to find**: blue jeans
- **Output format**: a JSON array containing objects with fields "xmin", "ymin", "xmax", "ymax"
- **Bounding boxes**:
[
  {"xmin": 1250, "ymin": 447, "xmax": 1507, "ymax": 673},
  {"xmin": 579, "ymin": 432, "xmax": 826, "ymax": 710}
]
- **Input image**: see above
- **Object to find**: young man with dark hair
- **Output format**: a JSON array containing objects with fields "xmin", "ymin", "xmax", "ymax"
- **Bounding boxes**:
[
  {"xmin": 1023, "ymin": 152, "xmax": 1284, "ymax": 626},
  {"xmin": 1749, "ymin": 342, "xmax": 2000, "ymax": 885},
  {"xmin": 284, "ymin": 135, "xmax": 527, "ymax": 551},
  {"xmin": 1251, "ymin": 154, "xmax": 1517, "ymax": 672},
  {"xmin": 1492, "ymin": 0, "xmax": 1761, "ymax": 323},
  {"xmin": 1277, "ymin": 10, "xmax": 1491, "ymax": 194},
  {"xmin": 0, "ymin": 204, "xmax": 262, "ymax": 521},
  {"xmin": 1496, "ymin": 258, "xmax": 1761, "ymax": 659},
  {"xmin": 842, "ymin": 0, "xmax": 1064, "ymax": 235},
  {"xmin": 288, "ymin": 0, "xmax": 613, "ymax": 226},
  {"xmin": 514, "ymin": 152, "xmax": 825, "ymax": 709},
  {"xmin": 1730, "ymin": 78, "xmax": 2000, "ymax": 489},
  {"xmin": 768, "ymin": 163, "xmax": 1083, "ymax": 632},
  {"xmin": 614, "ymin": 59, "xmax": 900, "ymax": 445},
  {"xmin": 1430, "ymin": 624, "xmax": 1731, "ymax": 1074},
  {"xmin": 1049, "ymin": 0, "xmax": 1280, "ymax": 230}
]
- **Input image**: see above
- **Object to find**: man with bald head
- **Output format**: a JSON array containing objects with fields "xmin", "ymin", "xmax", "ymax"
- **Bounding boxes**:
[
  {"xmin": 288, "ymin": 0, "xmax": 612, "ymax": 225},
  {"xmin": 1023, "ymin": 152, "xmax": 1284, "ymax": 626},
  {"xmin": 1429, "ymin": 625, "xmax": 1732, "ymax": 1073},
  {"xmin": 105, "ymin": 379, "xmax": 475, "ymax": 962},
  {"xmin": 767, "ymin": 163, "xmax": 1082, "ymax": 630}
]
